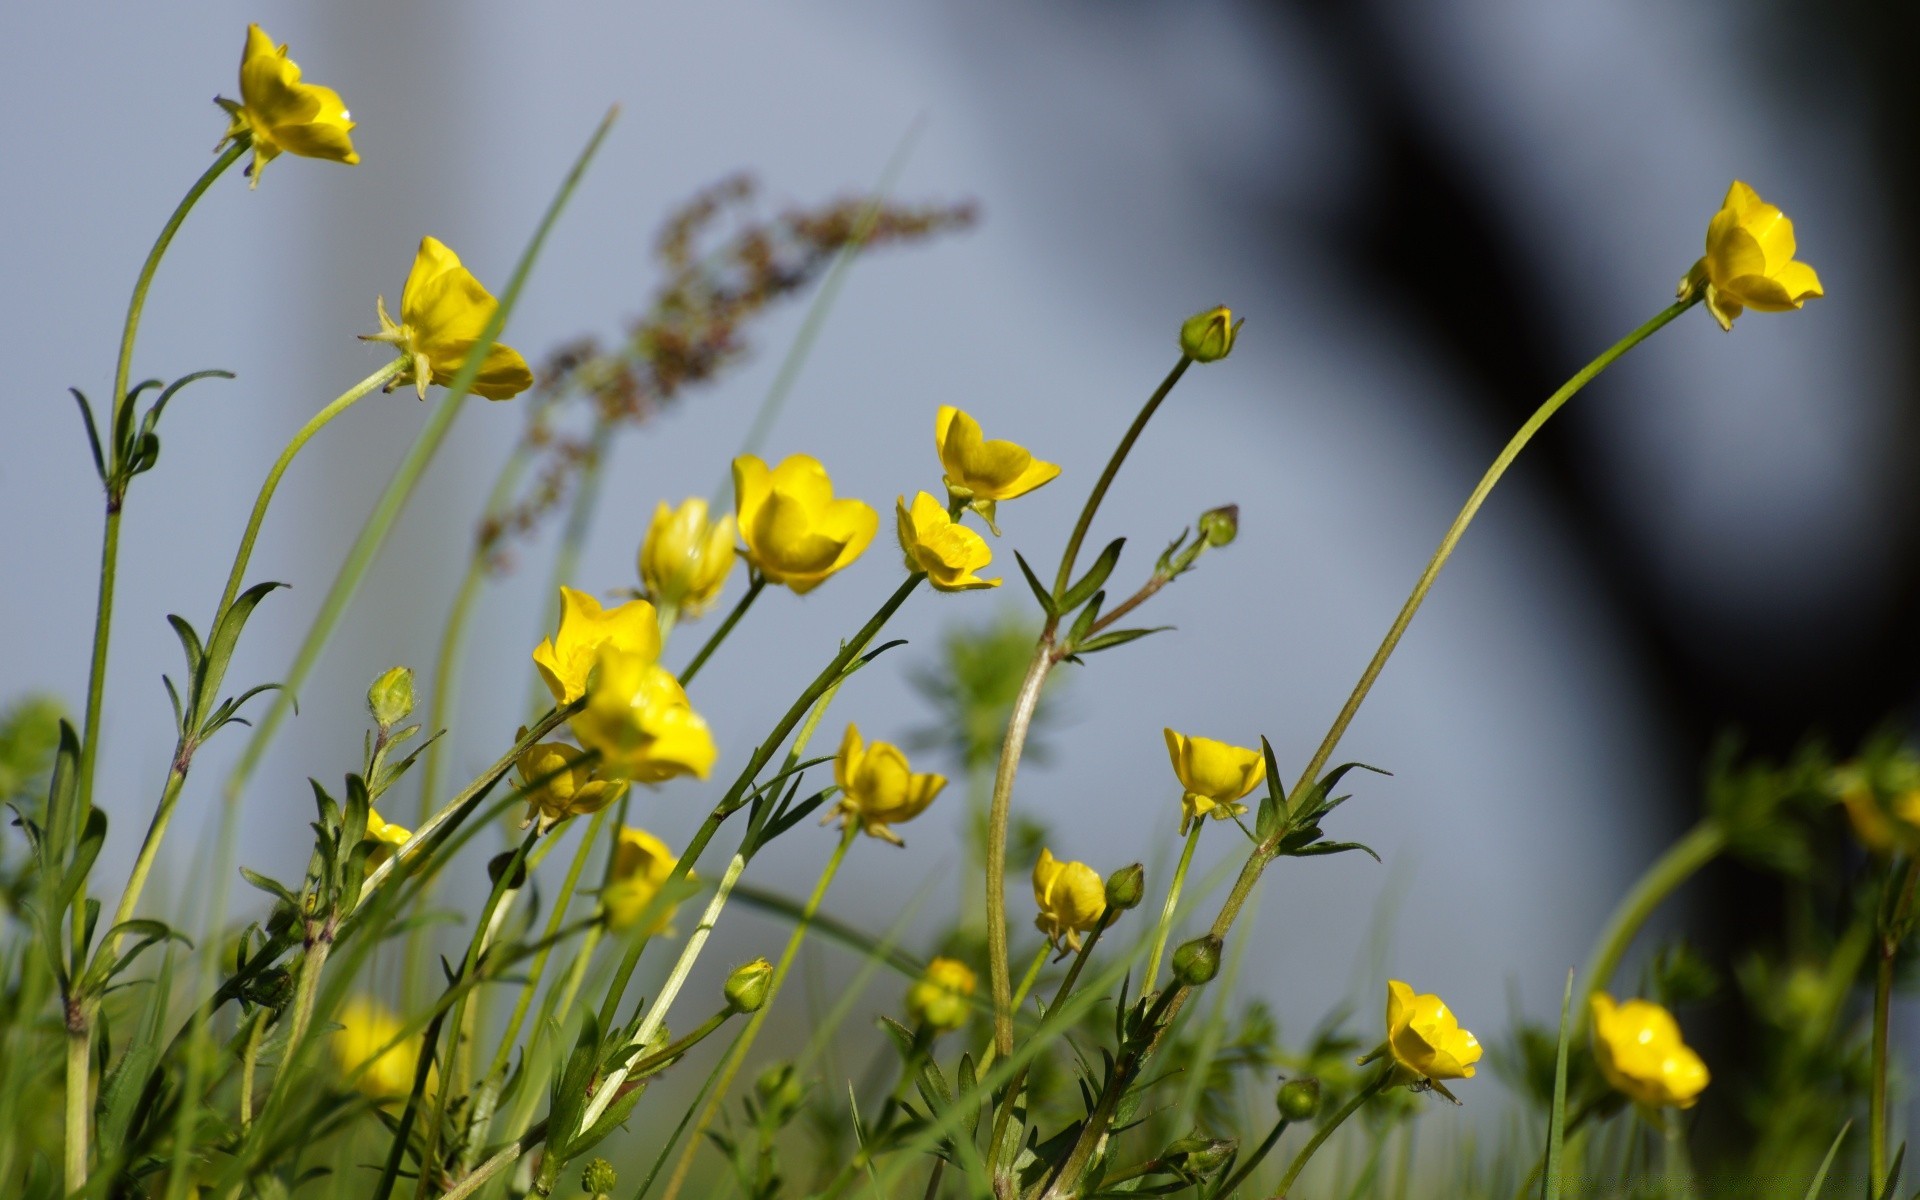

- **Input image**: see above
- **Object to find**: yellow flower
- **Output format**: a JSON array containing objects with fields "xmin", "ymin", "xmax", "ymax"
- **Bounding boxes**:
[
  {"xmin": 896, "ymin": 492, "xmax": 1001, "ymax": 592},
  {"xmin": 1033, "ymin": 848, "xmax": 1106, "ymax": 954},
  {"xmin": 532, "ymin": 587, "xmax": 663, "ymax": 706},
  {"xmin": 216, "ymin": 24, "xmax": 359, "ymax": 188},
  {"xmin": 831, "ymin": 724, "xmax": 946, "ymax": 846},
  {"xmin": 333, "ymin": 996, "xmax": 434, "ymax": 1100},
  {"xmin": 1681, "ymin": 181, "xmax": 1824, "ymax": 332},
  {"xmin": 640, "ymin": 497, "xmax": 737, "ymax": 617},
  {"xmin": 1163, "ymin": 729, "xmax": 1266, "ymax": 833},
  {"xmin": 363, "ymin": 809, "xmax": 411, "ymax": 870},
  {"xmin": 516, "ymin": 737, "xmax": 627, "ymax": 833},
  {"xmin": 601, "ymin": 827, "xmax": 685, "ymax": 933},
  {"xmin": 733, "ymin": 454, "xmax": 877, "ymax": 593},
  {"xmin": 361, "ymin": 237, "xmax": 534, "ymax": 400},
  {"xmin": 570, "ymin": 646, "xmax": 716, "ymax": 784},
  {"xmin": 1833, "ymin": 760, "xmax": 1920, "ymax": 856},
  {"xmin": 1590, "ymin": 994, "xmax": 1709, "ymax": 1110},
  {"xmin": 1384, "ymin": 980, "xmax": 1481, "ymax": 1095},
  {"xmin": 934, "ymin": 407, "xmax": 1060, "ymax": 531},
  {"xmin": 906, "ymin": 957, "xmax": 978, "ymax": 1032}
]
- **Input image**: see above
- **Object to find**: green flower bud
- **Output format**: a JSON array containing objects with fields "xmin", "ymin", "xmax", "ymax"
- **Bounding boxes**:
[
  {"xmin": 1171, "ymin": 934, "xmax": 1223, "ymax": 986},
  {"xmin": 1105, "ymin": 862, "xmax": 1145, "ymax": 911},
  {"xmin": 1198, "ymin": 504, "xmax": 1239, "ymax": 548},
  {"xmin": 1164, "ymin": 1134, "xmax": 1237, "ymax": 1180},
  {"xmin": 755, "ymin": 1061, "xmax": 806, "ymax": 1117},
  {"xmin": 1277, "ymin": 1076, "xmax": 1321, "ymax": 1121},
  {"xmin": 1179, "ymin": 306, "xmax": 1239, "ymax": 363},
  {"xmin": 367, "ymin": 665, "xmax": 415, "ymax": 729},
  {"xmin": 725, "ymin": 957, "xmax": 774, "ymax": 1014},
  {"xmin": 581, "ymin": 1158, "xmax": 618, "ymax": 1196}
]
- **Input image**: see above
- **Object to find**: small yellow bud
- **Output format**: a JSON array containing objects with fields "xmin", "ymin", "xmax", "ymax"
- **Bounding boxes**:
[
  {"xmin": 1590, "ymin": 994, "xmax": 1709, "ymax": 1109},
  {"xmin": 366, "ymin": 665, "xmax": 415, "ymax": 729},
  {"xmin": 640, "ymin": 497, "xmax": 737, "ymax": 617},
  {"xmin": 1178, "ymin": 306, "xmax": 1239, "ymax": 363},
  {"xmin": 905, "ymin": 957, "xmax": 977, "ymax": 1032},
  {"xmin": 725, "ymin": 958, "xmax": 774, "ymax": 1014}
]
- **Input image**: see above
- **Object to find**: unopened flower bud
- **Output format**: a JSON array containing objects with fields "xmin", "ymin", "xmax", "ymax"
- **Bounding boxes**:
[
  {"xmin": 725, "ymin": 957, "xmax": 774, "ymax": 1014},
  {"xmin": 1179, "ymin": 306, "xmax": 1239, "ymax": 363},
  {"xmin": 581, "ymin": 1158, "xmax": 618, "ymax": 1196},
  {"xmin": 367, "ymin": 665, "xmax": 415, "ymax": 728},
  {"xmin": 1171, "ymin": 934, "xmax": 1223, "ymax": 986},
  {"xmin": 1277, "ymin": 1077, "xmax": 1321, "ymax": 1121},
  {"xmin": 1164, "ymin": 1134, "xmax": 1237, "ymax": 1179},
  {"xmin": 1105, "ymin": 863, "xmax": 1145, "ymax": 911},
  {"xmin": 755, "ymin": 1061, "xmax": 805, "ymax": 1115},
  {"xmin": 1198, "ymin": 505, "xmax": 1239, "ymax": 548}
]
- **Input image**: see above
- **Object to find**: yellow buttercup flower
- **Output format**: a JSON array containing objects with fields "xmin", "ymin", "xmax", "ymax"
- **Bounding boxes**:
[
  {"xmin": 1033, "ymin": 848, "xmax": 1107, "ymax": 954},
  {"xmin": 1832, "ymin": 760, "xmax": 1920, "ymax": 856},
  {"xmin": 333, "ymin": 996, "xmax": 434, "ymax": 1100},
  {"xmin": 896, "ymin": 492, "xmax": 1001, "ymax": 592},
  {"xmin": 363, "ymin": 809, "xmax": 411, "ymax": 870},
  {"xmin": 601, "ymin": 827, "xmax": 685, "ymax": 933},
  {"xmin": 733, "ymin": 454, "xmax": 878, "ymax": 593},
  {"xmin": 906, "ymin": 956, "xmax": 978, "ymax": 1032},
  {"xmin": 831, "ymin": 724, "xmax": 946, "ymax": 846},
  {"xmin": 1681, "ymin": 181, "xmax": 1824, "ymax": 332},
  {"xmin": 934, "ymin": 407, "xmax": 1060, "ymax": 531},
  {"xmin": 361, "ymin": 237, "xmax": 534, "ymax": 400},
  {"xmin": 1163, "ymin": 729, "xmax": 1265, "ymax": 833},
  {"xmin": 569, "ymin": 646, "xmax": 716, "ymax": 784},
  {"xmin": 1384, "ymin": 980, "xmax": 1481, "ymax": 1097},
  {"xmin": 640, "ymin": 497, "xmax": 737, "ymax": 617},
  {"xmin": 216, "ymin": 24, "xmax": 358, "ymax": 188},
  {"xmin": 515, "ymin": 737, "xmax": 627, "ymax": 833},
  {"xmin": 1590, "ymin": 994, "xmax": 1709, "ymax": 1110},
  {"xmin": 532, "ymin": 587, "xmax": 663, "ymax": 706}
]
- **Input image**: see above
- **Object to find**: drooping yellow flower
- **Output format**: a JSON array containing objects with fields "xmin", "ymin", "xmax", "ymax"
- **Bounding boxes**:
[
  {"xmin": 1384, "ymin": 980, "xmax": 1481, "ymax": 1094},
  {"xmin": 831, "ymin": 724, "xmax": 946, "ymax": 846},
  {"xmin": 532, "ymin": 587, "xmax": 663, "ymax": 706},
  {"xmin": 934, "ymin": 407, "xmax": 1060, "ymax": 531},
  {"xmin": 906, "ymin": 957, "xmax": 978, "ymax": 1032},
  {"xmin": 1033, "ymin": 848, "xmax": 1107, "ymax": 954},
  {"xmin": 1163, "ymin": 729, "xmax": 1266, "ymax": 833},
  {"xmin": 333, "ymin": 996, "xmax": 434, "ymax": 1100},
  {"xmin": 569, "ymin": 646, "xmax": 716, "ymax": 784},
  {"xmin": 896, "ymin": 492, "xmax": 1001, "ymax": 592},
  {"xmin": 361, "ymin": 237, "xmax": 534, "ymax": 400},
  {"xmin": 363, "ymin": 809, "xmax": 411, "ymax": 870},
  {"xmin": 732, "ymin": 454, "xmax": 877, "ymax": 593},
  {"xmin": 1681, "ymin": 181, "xmax": 1824, "ymax": 332},
  {"xmin": 601, "ymin": 827, "xmax": 685, "ymax": 933},
  {"xmin": 1590, "ymin": 994, "xmax": 1709, "ymax": 1110},
  {"xmin": 216, "ymin": 24, "xmax": 359, "ymax": 188},
  {"xmin": 516, "ymin": 737, "xmax": 627, "ymax": 833},
  {"xmin": 640, "ymin": 498, "xmax": 737, "ymax": 617}
]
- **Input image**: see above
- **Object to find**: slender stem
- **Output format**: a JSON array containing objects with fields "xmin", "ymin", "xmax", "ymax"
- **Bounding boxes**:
[
  {"xmin": 1870, "ymin": 857, "xmax": 1920, "ymax": 1186},
  {"xmin": 680, "ymin": 574, "xmax": 765, "ymax": 685},
  {"xmin": 659, "ymin": 825, "xmax": 859, "ymax": 1200},
  {"xmin": 1212, "ymin": 1113, "xmax": 1292, "ymax": 1199},
  {"xmin": 1576, "ymin": 820, "xmax": 1727, "ymax": 1021},
  {"xmin": 1269, "ymin": 1070, "xmax": 1391, "ymax": 1198},
  {"xmin": 64, "ymin": 1021, "xmax": 89, "ymax": 1193},
  {"xmin": 988, "ymin": 917, "xmax": 1112, "ymax": 1186},
  {"xmin": 986, "ymin": 639, "xmax": 1056, "ymax": 1060},
  {"xmin": 1145, "ymin": 823, "xmax": 1204, "ymax": 993},
  {"xmin": 238, "ymin": 1007, "xmax": 266, "ymax": 1133},
  {"xmin": 259, "ymin": 936, "xmax": 333, "ymax": 1121},
  {"xmin": 220, "ymin": 107, "xmax": 618, "ymax": 813},
  {"xmin": 1008, "ymin": 943, "xmax": 1050, "ymax": 1015},
  {"xmin": 1052, "ymin": 356, "xmax": 1193, "ymax": 598}
]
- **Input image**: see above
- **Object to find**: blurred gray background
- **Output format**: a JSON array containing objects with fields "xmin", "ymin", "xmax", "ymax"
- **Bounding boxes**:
[{"xmin": 3, "ymin": 0, "xmax": 1912, "ymax": 1129}]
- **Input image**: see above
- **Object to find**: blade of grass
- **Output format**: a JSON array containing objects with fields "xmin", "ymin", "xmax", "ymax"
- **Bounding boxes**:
[
  {"xmin": 1801, "ymin": 1120, "xmax": 1850, "ymax": 1200},
  {"xmin": 1542, "ymin": 967, "xmax": 1574, "ymax": 1200}
]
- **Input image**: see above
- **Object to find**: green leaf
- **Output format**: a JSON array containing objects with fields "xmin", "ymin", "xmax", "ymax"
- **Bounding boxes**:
[
  {"xmin": 1073, "ymin": 626, "xmax": 1171, "ymax": 656},
  {"xmin": 1543, "ymin": 968, "xmax": 1573, "ymax": 1200},
  {"xmin": 1059, "ymin": 537, "xmax": 1124, "ymax": 613},
  {"xmin": 70, "ymin": 389, "xmax": 105, "ymax": 484},
  {"xmin": 96, "ymin": 950, "xmax": 171, "ymax": 1154},
  {"xmin": 1014, "ymin": 551, "xmax": 1057, "ymax": 617},
  {"xmin": 1065, "ymin": 590, "xmax": 1104, "ymax": 649},
  {"xmin": 1800, "ymin": 1119, "xmax": 1849, "ymax": 1199},
  {"xmin": 141, "ymin": 368, "xmax": 234, "ymax": 440},
  {"xmin": 1254, "ymin": 736, "xmax": 1288, "ymax": 841},
  {"xmin": 195, "ymin": 580, "xmax": 286, "ymax": 718}
]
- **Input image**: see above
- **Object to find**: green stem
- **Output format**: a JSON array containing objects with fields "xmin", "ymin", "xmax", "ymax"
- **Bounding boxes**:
[
  {"xmin": 1870, "ymin": 857, "xmax": 1920, "ymax": 1187},
  {"xmin": 1145, "ymin": 822, "xmax": 1204, "ymax": 993},
  {"xmin": 658, "ymin": 826, "xmax": 859, "ymax": 1200},
  {"xmin": 988, "ymin": 916, "xmax": 1112, "ymax": 1186},
  {"xmin": 1576, "ymin": 820, "xmax": 1727, "ymax": 1019},
  {"xmin": 219, "ymin": 106, "xmax": 618, "ymax": 813},
  {"xmin": 1008, "ymin": 943, "xmax": 1050, "ymax": 1015},
  {"xmin": 985, "ymin": 638, "xmax": 1056, "ymax": 1061},
  {"xmin": 64, "ymin": 1020, "xmax": 89, "ymax": 1193},
  {"xmin": 258, "ymin": 935, "xmax": 333, "ymax": 1122},
  {"xmin": 680, "ymin": 574, "xmax": 765, "ymax": 685},
  {"xmin": 1212, "ymin": 1112, "xmax": 1291, "ymax": 1199},
  {"xmin": 1269, "ymin": 1069, "xmax": 1391, "ymax": 1198}
]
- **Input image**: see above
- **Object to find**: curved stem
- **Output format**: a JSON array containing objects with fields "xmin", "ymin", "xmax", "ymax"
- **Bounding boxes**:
[
  {"xmin": 1145, "ymin": 822, "xmax": 1203, "ymax": 993},
  {"xmin": 680, "ymin": 574, "xmax": 765, "ymax": 686},
  {"xmin": 1052, "ymin": 355, "xmax": 1192, "ymax": 597},
  {"xmin": 1269, "ymin": 1069, "xmax": 1391, "ymax": 1198},
  {"xmin": 1576, "ymin": 820, "xmax": 1726, "ymax": 1020},
  {"xmin": 659, "ymin": 826, "xmax": 859, "ymax": 1200},
  {"xmin": 986, "ymin": 638, "xmax": 1057, "ymax": 1061}
]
